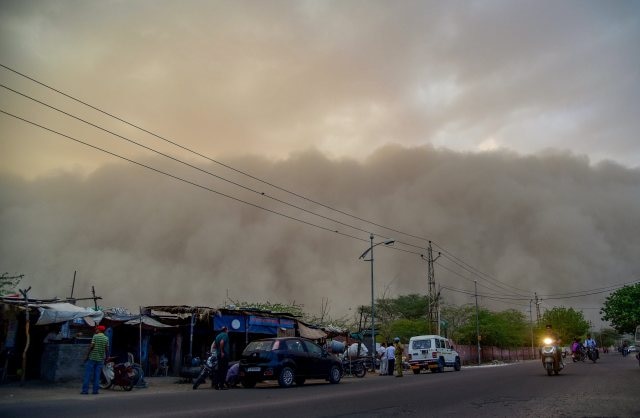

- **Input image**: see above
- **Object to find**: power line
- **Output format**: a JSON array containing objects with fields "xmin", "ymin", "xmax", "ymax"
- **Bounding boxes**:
[
  {"xmin": 0, "ymin": 108, "xmax": 371, "ymax": 245},
  {"xmin": 3, "ymin": 63, "xmax": 630, "ymax": 304},
  {"xmin": 0, "ymin": 82, "xmax": 380, "ymax": 240}
]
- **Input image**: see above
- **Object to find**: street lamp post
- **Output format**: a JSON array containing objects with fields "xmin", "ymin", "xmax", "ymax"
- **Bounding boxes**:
[{"xmin": 359, "ymin": 234, "xmax": 395, "ymax": 371}]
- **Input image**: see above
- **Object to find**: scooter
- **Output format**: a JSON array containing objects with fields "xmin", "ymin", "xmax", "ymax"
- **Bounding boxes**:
[
  {"xmin": 192, "ymin": 352, "xmax": 218, "ymax": 390},
  {"xmin": 541, "ymin": 337, "xmax": 564, "ymax": 376},
  {"xmin": 100, "ymin": 356, "xmax": 139, "ymax": 391}
]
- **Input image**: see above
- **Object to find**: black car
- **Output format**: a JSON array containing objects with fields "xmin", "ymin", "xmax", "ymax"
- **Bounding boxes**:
[{"xmin": 239, "ymin": 337, "xmax": 342, "ymax": 388}]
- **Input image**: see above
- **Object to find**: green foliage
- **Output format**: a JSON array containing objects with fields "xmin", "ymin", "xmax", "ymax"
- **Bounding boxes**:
[
  {"xmin": 536, "ymin": 307, "xmax": 590, "ymax": 344},
  {"xmin": 0, "ymin": 273, "xmax": 22, "ymax": 296},
  {"xmin": 440, "ymin": 304, "xmax": 476, "ymax": 341},
  {"xmin": 600, "ymin": 284, "xmax": 640, "ymax": 334},
  {"xmin": 376, "ymin": 293, "xmax": 428, "ymax": 321},
  {"xmin": 453, "ymin": 308, "xmax": 530, "ymax": 347},
  {"xmin": 379, "ymin": 319, "xmax": 429, "ymax": 343},
  {"xmin": 594, "ymin": 328, "xmax": 619, "ymax": 347}
]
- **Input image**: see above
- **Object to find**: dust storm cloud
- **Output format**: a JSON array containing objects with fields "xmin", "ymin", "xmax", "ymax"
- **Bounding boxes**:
[{"xmin": 1, "ymin": 145, "xmax": 638, "ymax": 324}]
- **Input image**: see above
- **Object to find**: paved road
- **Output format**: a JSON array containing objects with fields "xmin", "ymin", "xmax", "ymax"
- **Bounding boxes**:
[{"xmin": 1, "ymin": 354, "xmax": 638, "ymax": 417}]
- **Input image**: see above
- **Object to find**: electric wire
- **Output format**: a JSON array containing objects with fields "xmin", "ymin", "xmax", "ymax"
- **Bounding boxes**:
[
  {"xmin": 0, "ymin": 82, "xmax": 382, "ymax": 240},
  {"xmin": 3, "ymin": 64, "xmax": 629, "ymax": 304},
  {"xmin": 0, "ymin": 108, "xmax": 371, "ymax": 245}
]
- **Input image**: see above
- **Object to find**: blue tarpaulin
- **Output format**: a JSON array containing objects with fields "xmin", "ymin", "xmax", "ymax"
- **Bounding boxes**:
[{"xmin": 213, "ymin": 314, "xmax": 295, "ymax": 335}]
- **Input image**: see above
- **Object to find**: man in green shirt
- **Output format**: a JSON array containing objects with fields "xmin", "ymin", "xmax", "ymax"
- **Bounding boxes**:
[
  {"xmin": 81, "ymin": 325, "xmax": 109, "ymax": 394},
  {"xmin": 214, "ymin": 326, "xmax": 229, "ymax": 390}
]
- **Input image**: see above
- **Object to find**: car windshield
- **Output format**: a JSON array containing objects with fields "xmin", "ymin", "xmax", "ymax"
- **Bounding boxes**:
[
  {"xmin": 412, "ymin": 340, "xmax": 431, "ymax": 349},
  {"xmin": 242, "ymin": 340, "xmax": 275, "ymax": 354}
]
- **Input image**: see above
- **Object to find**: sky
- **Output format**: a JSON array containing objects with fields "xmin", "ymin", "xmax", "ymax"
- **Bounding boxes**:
[{"xmin": 1, "ymin": 0, "xmax": 639, "ymax": 330}]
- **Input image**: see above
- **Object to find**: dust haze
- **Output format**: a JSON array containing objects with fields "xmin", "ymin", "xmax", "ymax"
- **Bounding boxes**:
[{"xmin": 1, "ymin": 145, "xmax": 638, "ymax": 326}]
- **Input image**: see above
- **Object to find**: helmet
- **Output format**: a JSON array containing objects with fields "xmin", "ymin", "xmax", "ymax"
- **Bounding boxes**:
[{"xmin": 394, "ymin": 337, "xmax": 400, "ymax": 342}]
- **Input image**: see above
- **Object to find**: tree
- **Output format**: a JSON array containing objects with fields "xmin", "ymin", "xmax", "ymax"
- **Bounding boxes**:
[
  {"xmin": 0, "ymin": 272, "xmax": 23, "ymax": 296},
  {"xmin": 383, "ymin": 318, "xmax": 429, "ymax": 343},
  {"xmin": 594, "ymin": 328, "xmax": 619, "ymax": 348},
  {"xmin": 600, "ymin": 284, "xmax": 640, "ymax": 334},
  {"xmin": 453, "ymin": 308, "xmax": 529, "ymax": 347},
  {"xmin": 537, "ymin": 307, "xmax": 590, "ymax": 344},
  {"xmin": 440, "ymin": 304, "xmax": 476, "ymax": 341}
]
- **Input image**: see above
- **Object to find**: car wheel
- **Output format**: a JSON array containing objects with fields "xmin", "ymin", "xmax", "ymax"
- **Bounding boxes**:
[
  {"xmin": 278, "ymin": 366, "xmax": 295, "ymax": 388},
  {"xmin": 436, "ymin": 357, "xmax": 445, "ymax": 373},
  {"xmin": 454, "ymin": 357, "xmax": 461, "ymax": 371},
  {"xmin": 328, "ymin": 365, "xmax": 341, "ymax": 384}
]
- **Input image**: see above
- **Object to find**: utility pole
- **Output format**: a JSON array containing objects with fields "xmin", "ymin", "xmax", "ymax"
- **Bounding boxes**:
[
  {"xmin": 19, "ymin": 286, "xmax": 31, "ymax": 385},
  {"xmin": 529, "ymin": 299, "xmax": 534, "ymax": 356},
  {"xmin": 424, "ymin": 241, "xmax": 441, "ymax": 334},
  {"xmin": 69, "ymin": 270, "xmax": 77, "ymax": 302},
  {"xmin": 474, "ymin": 280, "xmax": 481, "ymax": 365},
  {"xmin": 91, "ymin": 286, "xmax": 99, "ymax": 310},
  {"xmin": 534, "ymin": 292, "xmax": 541, "ymax": 324}
]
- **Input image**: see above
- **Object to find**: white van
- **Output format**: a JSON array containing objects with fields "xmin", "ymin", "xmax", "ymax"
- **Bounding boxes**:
[{"xmin": 406, "ymin": 335, "xmax": 461, "ymax": 374}]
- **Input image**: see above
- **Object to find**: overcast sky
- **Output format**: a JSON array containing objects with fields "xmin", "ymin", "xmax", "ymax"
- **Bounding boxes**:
[{"xmin": 1, "ymin": 1, "xmax": 639, "ymax": 329}]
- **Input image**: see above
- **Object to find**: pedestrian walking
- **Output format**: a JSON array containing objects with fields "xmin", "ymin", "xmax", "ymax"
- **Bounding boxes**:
[{"xmin": 81, "ymin": 325, "xmax": 109, "ymax": 395}]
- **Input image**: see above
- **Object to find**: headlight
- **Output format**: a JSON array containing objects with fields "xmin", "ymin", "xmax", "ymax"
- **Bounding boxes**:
[{"xmin": 543, "ymin": 338, "xmax": 553, "ymax": 345}]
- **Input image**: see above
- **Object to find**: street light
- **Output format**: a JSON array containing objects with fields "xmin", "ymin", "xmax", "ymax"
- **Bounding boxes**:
[{"xmin": 359, "ymin": 234, "xmax": 395, "ymax": 371}]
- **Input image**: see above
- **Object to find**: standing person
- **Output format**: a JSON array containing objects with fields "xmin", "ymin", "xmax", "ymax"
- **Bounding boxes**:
[
  {"xmin": 394, "ymin": 337, "xmax": 404, "ymax": 378},
  {"xmin": 378, "ymin": 342, "xmax": 388, "ymax": 376},
  {"xmin": 214, "ymin": 326, "xmax": 230, "ymax": 390},
  {"xmin": 81, "ymin": 325, "xmax": 109, "ymax": 395},
  {"xmin": 386, "ymin": 341, "xmax": 395, "ymax": 376}
]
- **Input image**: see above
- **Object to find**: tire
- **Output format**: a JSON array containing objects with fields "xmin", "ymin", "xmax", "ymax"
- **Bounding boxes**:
[
  {"xmin": 295, "ymin": 377, "xmax": 306, "ymax": 386},
  {"xmin": 354, "ymin": 363, "xmax": 366, "ymax": 378},
  {"xmin": 192, "ymin": 372, "xmax": 206, "ymax": 390},
  {"xmin": 454, "ymin": 357, "xmax": 462, "ymax": 371},
  {"xmin": 412, "ymin": 369, "xmax": 421, "ymax": 375},
  {"xmin": 278, "ymin": 366, "xmax": 295, "ymax": 388},
  {"xmin": 436, "ymin": 357, "xmax": 445, "ymax": 373},
  {"xmin": 99, "ymin": 373, "xmax": 112, "ymax": 390},
  {"xmin": 241, "ymin": 378, "xmax": 257, "ymax": 388},
  {"xmin": 122, "ymin": 379, "xmax": 135, "ymax": 391},
  {"xmin": 546, "ymin": 363, "xmax": 553, "ymax": 376},
  {"xmin": 121, "ymin": 367, "xmax": 137, "ymax": 391},
  {"xmin": 328, "ymin": 365, "xmax": 341, "ymax": 384}
]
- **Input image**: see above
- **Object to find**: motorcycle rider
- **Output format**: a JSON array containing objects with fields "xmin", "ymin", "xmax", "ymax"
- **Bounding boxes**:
[
  {"xmin": 585, "ymin": 334, "xmax": 599, "ymax": 360},
  {"xmin": 570, "ymin": 337, "xmax": 584, "ymax": 361},
  {"xmin": 542, "ymin": 324, "xmax": 564, "ymax": 368}
]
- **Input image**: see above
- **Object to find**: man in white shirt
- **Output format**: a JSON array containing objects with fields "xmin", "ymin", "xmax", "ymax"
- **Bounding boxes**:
[
  {"xmin": 385, "ymin": 343, "xmax": 395, "ymax": 376},
  {"xmin": 377, "ymin": 343, "xmax": 387, "ymax": 376}
]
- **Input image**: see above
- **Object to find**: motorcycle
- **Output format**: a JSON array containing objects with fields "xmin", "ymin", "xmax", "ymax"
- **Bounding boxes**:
[
  {"xmin": 99, "ymin": 356, "xmax": 139, "ymax": 391},
  {"xmin": 572, "ymin": 347, "xmax": 586, "ymax": 362},
  {"xmin": 541, "ymin": 337, "xmax": 563, "ymax": 376},
  {"xmin": 193, "ymin": 352, "xmax": 219, "ymax": 390},
  {"xmin": 585, "ymin": 346, "xmax": 599, "ymax": 363},
  {"xmin": 341, "ymin": 357, "xmax": 366, "ymax": 378}
]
